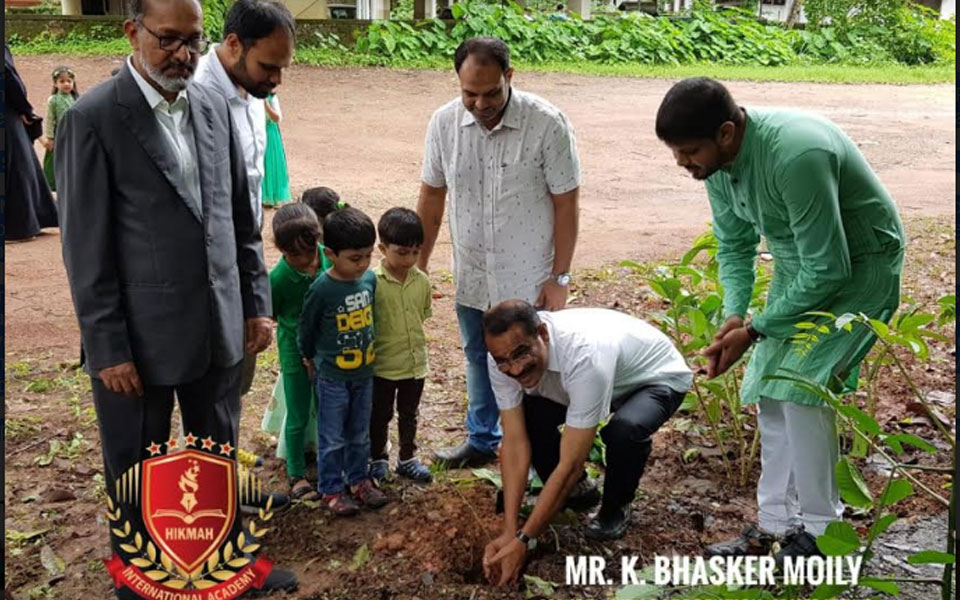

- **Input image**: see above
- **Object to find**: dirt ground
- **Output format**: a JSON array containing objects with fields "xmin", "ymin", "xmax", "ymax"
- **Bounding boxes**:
[{"xmin": 4, "ymin": 59, "xmax": 956, "ymax": 600}]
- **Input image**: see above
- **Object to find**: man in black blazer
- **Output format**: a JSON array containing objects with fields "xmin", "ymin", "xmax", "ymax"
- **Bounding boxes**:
[{"xmin": 56, "ymin": 0, "xmax": 295, "ymax": 593}]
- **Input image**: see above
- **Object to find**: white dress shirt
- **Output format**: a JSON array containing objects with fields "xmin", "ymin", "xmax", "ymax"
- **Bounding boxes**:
[
  {"xmin": 195, "ymin": 45, "xmax": 266, "ymax": 228},
  {"xmin": 421, "ymin": 89, "xmax": 581, "ymax": 311},
  {"xmin": 488, "ymin": 309, "xmax": 693, "ymax": 428},
  {"xmin": 128, "ymin": 57, "xmax": 202, "ymax": 217}
]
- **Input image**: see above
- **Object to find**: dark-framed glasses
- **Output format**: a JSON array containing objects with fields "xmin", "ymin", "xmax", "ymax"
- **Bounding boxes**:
[
  {"xmin": 493, "ymin": 345, "xmax": 533, "ymax": 373},
  {"xmin": 137, "ymin": 20, "xmax": 209, "ymax": 54}
]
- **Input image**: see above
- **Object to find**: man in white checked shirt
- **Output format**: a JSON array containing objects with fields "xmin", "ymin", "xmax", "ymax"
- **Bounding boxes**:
[{"xmin": 417, "ymin": 37, "xmax": 581, "ymax": 468}]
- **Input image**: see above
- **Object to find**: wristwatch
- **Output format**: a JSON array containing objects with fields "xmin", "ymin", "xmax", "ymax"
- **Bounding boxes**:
[
  {"xmin": 553, "ymin": 272, "xmax": 572, "ymax": 287},
  {"xmin": 745, "ymin": 322, "xmax": 764, "ymax": 343},
  {"xmin": 516, "ymin": 529, "xmax": 537, "ymax": 550}
]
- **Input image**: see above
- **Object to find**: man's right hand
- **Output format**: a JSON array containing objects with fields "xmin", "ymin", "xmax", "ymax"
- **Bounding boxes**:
[
  {"xmin": 99, "ymin": 361, "xmax": 144, "ymax": 397},
  {"xmin": 702, "ymin": 315, "xmax": 744, "ymax": 378}
]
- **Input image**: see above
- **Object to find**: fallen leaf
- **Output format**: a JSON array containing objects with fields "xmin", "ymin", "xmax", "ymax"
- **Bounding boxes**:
[{"xmin": 40, "ymin": 544, "xmax": 65, "ymax": 577}]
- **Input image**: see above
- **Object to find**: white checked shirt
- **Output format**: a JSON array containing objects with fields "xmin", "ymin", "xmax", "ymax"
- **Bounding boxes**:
[
  {"xmin": 128, "ymin": 57, "xmax": 202, "ymax": 217},
  {"xmin": 195, "ymin": 46, "xmax": 266, "ymax": 228},
  {"xmin": 489, "ymin": 309, "xmax": 693, "ymax": 428},
  {"xmin": 421, "ymin": 89, "xmax": 581, "ymax": 311}
]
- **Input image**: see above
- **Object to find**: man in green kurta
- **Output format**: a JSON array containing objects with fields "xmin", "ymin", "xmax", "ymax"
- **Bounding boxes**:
[{"xmin": 656, "ymin": 78, "xmax": 905, "ymax": 560}]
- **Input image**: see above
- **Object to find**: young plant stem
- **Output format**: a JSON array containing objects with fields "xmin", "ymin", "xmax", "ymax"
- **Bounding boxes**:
[
  {"xmin": 883, "ymin": 343, "xmax": 955, "ymax": 450},
  {"xmin": 864, "ymin": 463, "xmax": 900, "ymax": 556},
  {"xmin": 690, "ymin": 378, "xmax": 734, "ymax": 482},
  {"xmin": 941, "ymin": 484, "xmax": 955, "ymax": 600},
  {"xmin": 742, "ymin": 421, "xmax": 760, "ymax": 488}
]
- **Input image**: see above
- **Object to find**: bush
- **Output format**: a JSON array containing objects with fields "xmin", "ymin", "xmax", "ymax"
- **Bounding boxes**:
[{"xmin": 353, "ymin": 0, "xmax": 954, "ymax": 67}]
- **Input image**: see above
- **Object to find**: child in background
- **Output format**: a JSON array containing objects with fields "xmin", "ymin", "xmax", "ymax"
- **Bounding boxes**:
[
  {"xmin": 301, "ymin": 186, "xmax": 341, "ymax": 217},
  {"xmin": 369, "ymin": 208, "xmax": 433, "ymax": 483},
  {"xmin": 299, "ymin": 206, "xmax": 388, "ymax": 515},
  {"xmin": 262, "ymin": 187, "xmax": 342, "ymax": 460},
  {"xmin": 41, "ymin": 66, "xmax": 79, "ymax": 191},
  {"xmin": 261, "ymin": 93, "xmax": 291, "ymax": 207}
]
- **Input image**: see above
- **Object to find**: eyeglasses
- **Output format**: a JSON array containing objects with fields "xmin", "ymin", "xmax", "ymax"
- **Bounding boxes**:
[
  {"xmin": 493, "ymin": 345, "xmax": 534, "ymax": 373},
  {"xmin": 137, "ymin": 20, "xmax": 209, "ymax": 54}
]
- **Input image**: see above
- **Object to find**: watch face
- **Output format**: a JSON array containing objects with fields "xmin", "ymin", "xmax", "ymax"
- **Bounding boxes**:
[{"xmin": 556, "ymin": 274, "xmax": 571, "ymax": 286}]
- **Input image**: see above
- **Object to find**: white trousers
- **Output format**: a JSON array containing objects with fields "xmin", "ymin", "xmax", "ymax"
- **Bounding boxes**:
[{"xmin": 756, "ymin": 397, "xmax": 843, "ymax": 536}]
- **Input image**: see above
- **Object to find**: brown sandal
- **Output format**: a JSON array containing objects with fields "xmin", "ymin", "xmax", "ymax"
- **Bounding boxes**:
[{"xmin": 290, "ymin": 478, "xmax": 319, "ymax": 501}]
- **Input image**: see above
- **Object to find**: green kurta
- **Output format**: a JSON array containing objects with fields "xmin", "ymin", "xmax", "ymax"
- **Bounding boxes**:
[
  {"xmin": 43, "ymin": 92, "xmax": 76, "ymax": 191},
  {"xmin": 706, "ymin": 108, "xmax": 905, "ymax": 406},
  {"xmin": 269, "ymin": 244, "xmax": 333, "ymax": 371}
]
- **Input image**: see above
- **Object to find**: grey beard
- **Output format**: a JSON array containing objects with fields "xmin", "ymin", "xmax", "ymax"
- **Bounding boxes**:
[{"xmin": 139, "ymin": 49, "xmax": 192, "ymax": 92}]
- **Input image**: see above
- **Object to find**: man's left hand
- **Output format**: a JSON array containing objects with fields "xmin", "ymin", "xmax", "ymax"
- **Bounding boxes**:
[
  {"xmin": 483, "ymin": 535, "xmax": 526, "ymax": 587},
  {"xmin": 244, "ymin": 317, "xmax": 273, "ymax": 354},
  {"xmin": 535, "ymin": 279, "xmax": 568, "ymax": 311},
  {"xmin": 703, "ymin": 326, "xmax": 752, "ymax": 378}
]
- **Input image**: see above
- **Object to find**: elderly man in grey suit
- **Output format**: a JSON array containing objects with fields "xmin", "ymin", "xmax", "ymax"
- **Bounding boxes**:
[{"xmin": 56, "ymin": 0, "xmax": 295, "ymax": 593}]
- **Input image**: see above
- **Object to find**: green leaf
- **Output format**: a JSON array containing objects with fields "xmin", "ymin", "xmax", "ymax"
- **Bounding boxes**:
[
  {"xmin": 471, "ymin": 468, "xmax": 503, "ymax": 490},
  {"xmin": 688, "ymin": 309, "xmax": 709, "ymax": 339},
  {"xmin": 523, "ymin": 574, "xmax": 556, "ymax": 597},
  {"xmin": 348, "ymin": 544, "xmax": 370, "ymax": 571},
  {"xmin": 883, "ymin": 433, "xmax": 937, "ymax": 454},
  {"xmin": 906, "ymin": 550, "xmax": 955, "ymax": 564},
  {"xmin": 860, "ymin": 578, "xmax": 899, "ymax": 594},
  {"xmin": 450, "ymin": 2, "xmax": 465, "ymax": 18},
  {"xmin": 878, "ymin": 479, "xmax": 913, "ymax": 508},
  {"xmin": 816, "ymin": 522, "xmax": 860, "ymax": 556},
  {"xmin": 616, "ymin": 581, "xmax": 665, "ymax": 599},
  {"xmin": 867, "ymin": 513, "xmax": 897, "ymax": 542},
  {"xmin": 835, "ymin": 458, "xmax": 873, "ymax": 509}
]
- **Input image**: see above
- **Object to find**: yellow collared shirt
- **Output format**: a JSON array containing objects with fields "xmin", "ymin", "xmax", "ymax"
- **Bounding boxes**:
[{"xmin": 372, "ymin": 261, "xmax": 432, "ymax": 380}]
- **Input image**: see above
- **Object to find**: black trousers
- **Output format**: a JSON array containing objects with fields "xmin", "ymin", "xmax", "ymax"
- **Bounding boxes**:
[
  {"xmin": 523, "ymin": 384, "xmax": 685, "ymax": 509},
  {"xmin": 91, "ymin": 362, "xmax": 243, "ymax": 562},
  {"xmin": 370, "ymin": 377, "xmax": 425, "ymax": 462}
]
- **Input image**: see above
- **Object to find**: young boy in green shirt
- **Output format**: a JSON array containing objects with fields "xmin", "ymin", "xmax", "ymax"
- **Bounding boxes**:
[
  {"xmin": 268, "ymin": 203, "xmax": 331, "ymax": 500},
  {"xmin": 299, "ymin": 206, "xmax": 389, "ymax": 515},
  {"xmin": 369, "ymin": 208, "xmax": 434, "ymax": 483}
]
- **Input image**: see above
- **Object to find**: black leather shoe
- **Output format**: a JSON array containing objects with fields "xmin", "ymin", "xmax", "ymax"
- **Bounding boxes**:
[
  {"xmin": 432, "ymin": 441, "xmax": 497, "ymax": 468},
  {"xmin": 565, "ymin": 476, "xmax": 601, "ymax": 511},
  {"xmin": 774, "ymin": 525, "xmax": 822, "ymax": 569},
  {"xmin": 245, "ymin": 566, "xmax": 298, "ymax": 596},
  {"xmin": 241, "ymin": 491, "xmax": 290, "ymax": 515},
  {"xmin": 585, "ymin": 504, "xmax": 631, "ymax": 540},
  {"xmin": 704, "ymin": 523, "xmax": 777, "ymax": 558}
]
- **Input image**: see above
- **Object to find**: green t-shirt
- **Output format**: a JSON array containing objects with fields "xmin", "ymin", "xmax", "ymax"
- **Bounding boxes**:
[
  {"xmin": 268, "ymin": 244, "xmax": 332, "ymax": 371},
  {"xmin": 298, "ymin": 269, "xmax": 377, "ymax": 381}
]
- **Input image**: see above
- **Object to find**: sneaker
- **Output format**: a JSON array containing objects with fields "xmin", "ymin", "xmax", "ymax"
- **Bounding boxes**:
[
  {"xmin": 704, "ymin": 523, "xmax": 777, "ymax": 558},
  {"xmin": 774, "ymin": 525, "xmax": 822, "ymax": 568},
  {"xmin": 245, "ymin": 566, "xmax": 298, "ymax": 596},
  {"xmin": 585, "ymin": 504, "xmax": 632, "ymax": 540},
  {"xmin": 564, "ymin": 476, "xmax": 601, "ymax": 511},
  {"xmin": 432, "ymin": 440, "xmax": 497, "ymax": 468},
  {"xmin": 369, "ymin": 459, "xmax": 390, "ymax": 483},
  {"xmin": 396, "ymin": 458, "xmax": 433, "ymax": 483},
  {"xmin": 351, "ymin": 479, "xmax": 389, "ymax": 509},
  {"xmin": 236, "ymin": 448, "xmax": 263, "ymax": 469},
  {"xmin": 322, "ymin": 492, "xmax": 361, "ymax": 516}
]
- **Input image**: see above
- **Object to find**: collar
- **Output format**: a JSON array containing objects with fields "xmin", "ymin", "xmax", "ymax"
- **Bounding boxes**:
[
  {"xmin": 280, "ymin": 245, "xmax": 323, "ymax": 283},
  {"xmin": 205, "ymin": 44, "xmax": 246, "ymax": 103},
  {"xmin": 374, "ymin": 261, "xmax": 414, "ymax": 286},
  {"xmin": 127, "ymin": 56, "xmax": 188, "ymax": 110},
  {"xmin": 543, "ymin": 317, "xmax": 561, "ymax": 374},
  {"xmin": 459, "ymin": 87, "xmax": 521, "ymax": 132},
  {"xmin": 724, "ymin": 107, "xmax": 756, "ymax": 178}
]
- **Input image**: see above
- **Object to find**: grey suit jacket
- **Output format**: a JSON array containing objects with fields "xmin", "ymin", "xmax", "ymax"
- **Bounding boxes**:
[{"xmin": 57, "ymin": 62, "xmax": 271, "ymax": 386}]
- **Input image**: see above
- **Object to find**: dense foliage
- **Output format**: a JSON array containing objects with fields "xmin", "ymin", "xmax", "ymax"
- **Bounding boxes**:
[{"xmin": 354, "ymin": 0, "xmax": 955, "ymax": 66}]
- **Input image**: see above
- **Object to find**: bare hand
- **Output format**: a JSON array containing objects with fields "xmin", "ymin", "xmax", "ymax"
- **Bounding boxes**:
[
  {"xmin": 244, "ymin": 317, "xmax": 273, "ymax": 354},
  {"xmin": 99, "ymin": 361, "xmax": 144, "ymax": 397},
  {"xmin": 41, "ymin": 137, "xmax": 54, "ymax": 151},
  {"xmin": 302, "ymin": 358, "xmax": 315, "ymax": 381},
  {"xmin": 703, "ymin": 325, "xmax": 752, "ymax": 379},
  {"xmin": 483, "ymin": 533, "xmax": 526, "ymax": 587},
  {"xmin": 703, "ymin": 316, "xmax": 743, "ymax": 377},
  {"xmin": 535, "ymin": 279, "xmax": 568, "ymax": 311}
]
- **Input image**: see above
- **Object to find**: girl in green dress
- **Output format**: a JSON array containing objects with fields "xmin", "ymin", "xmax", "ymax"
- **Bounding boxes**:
[
  {"xmin": 261, "ymin": 93, "xmax": 292, "ymax": 206},
  {"xmin": 41, "ymin": 66, "xmax": 79, "ymax": 192}
]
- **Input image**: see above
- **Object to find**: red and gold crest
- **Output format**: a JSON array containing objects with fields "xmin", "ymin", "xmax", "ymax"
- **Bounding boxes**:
[{"xmin": 141, "ymin": 450, "xmax": 236, "ymax": 575}]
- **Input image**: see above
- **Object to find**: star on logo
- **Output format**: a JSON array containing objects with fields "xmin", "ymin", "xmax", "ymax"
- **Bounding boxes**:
[
  {"xmin": 184, "ymin": 432, "xmax": 198, "ymax": 447},
  {"xmin": 146, "ymin": 442, "xmax": 163, "ymax": 456},
  {"xmin": 201, "ymin": 436, "xmax": 216, "ymax": 451},
  {"xmin": 166, "ymin": 437, "xmax": 179, "ymax": 451},
  {"xmin": 219, "ymin": 442, "xmax": 234, "ymax": 457}
]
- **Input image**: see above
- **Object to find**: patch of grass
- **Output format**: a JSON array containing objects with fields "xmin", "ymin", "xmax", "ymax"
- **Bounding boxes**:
[
  {"xmin": 6, "ymin": 360, "xmax": 33, "ymax": 379},
  {"xmin": 6, "ymin": 416, "xmax": 43, "ymax": 439}
]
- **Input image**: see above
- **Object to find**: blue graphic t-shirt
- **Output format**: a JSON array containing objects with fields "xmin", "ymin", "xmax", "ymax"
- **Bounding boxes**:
[{"xmin": 298, "ymin": 270, "xmax": 376, "ymax": 381}]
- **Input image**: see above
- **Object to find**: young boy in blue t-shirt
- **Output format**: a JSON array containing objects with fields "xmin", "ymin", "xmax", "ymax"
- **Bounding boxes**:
[{"xmin": 299, "ymin": 206, "xmax": 388, "ymax": 516}]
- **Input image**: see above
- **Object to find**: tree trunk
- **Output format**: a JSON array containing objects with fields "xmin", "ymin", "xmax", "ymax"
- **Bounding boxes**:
[{"xmin": 785, "ymin": 0, "xmax": 803, "ymax": 25}]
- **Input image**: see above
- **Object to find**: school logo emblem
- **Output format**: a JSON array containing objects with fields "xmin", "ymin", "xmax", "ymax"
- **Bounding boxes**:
[{"xmin": 102, "ymin": 435, "xmax": 274, "ymax": 599}]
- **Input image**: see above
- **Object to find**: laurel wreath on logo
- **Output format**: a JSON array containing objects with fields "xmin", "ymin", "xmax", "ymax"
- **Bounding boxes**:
[{"xmin": 105, "ymin": 494, "xmax": 274, "ymax": 589}]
